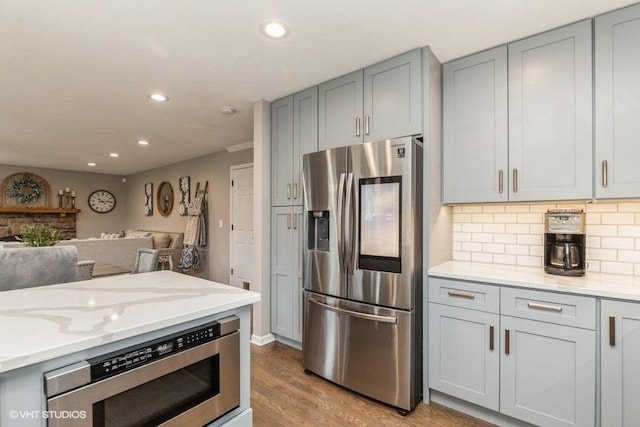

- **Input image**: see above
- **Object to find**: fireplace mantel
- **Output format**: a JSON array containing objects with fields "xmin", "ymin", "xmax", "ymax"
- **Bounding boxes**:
[{"xmin": 0, "ymin": 207, "xmax": 81, "ymax": 219}]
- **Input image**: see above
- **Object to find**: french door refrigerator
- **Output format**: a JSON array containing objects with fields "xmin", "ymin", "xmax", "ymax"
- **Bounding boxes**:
[{"xmin": 301, "ymin": 136, "xmax": 423, "ymax": 413}]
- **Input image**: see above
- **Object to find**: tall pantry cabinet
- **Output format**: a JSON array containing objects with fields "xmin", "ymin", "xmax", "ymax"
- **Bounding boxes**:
[{"xmin": 270, "ymin": 88, "xmax": 318, "ymax": 344}]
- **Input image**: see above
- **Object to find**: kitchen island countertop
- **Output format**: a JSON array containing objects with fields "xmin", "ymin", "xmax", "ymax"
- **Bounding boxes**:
[
  {"xmin": 0, "ymin": 270, "xmax": 260, "ymax": 374},
  {"xmin": 429, "ymin": 261, "xmax": 640, "ymax": 301}
]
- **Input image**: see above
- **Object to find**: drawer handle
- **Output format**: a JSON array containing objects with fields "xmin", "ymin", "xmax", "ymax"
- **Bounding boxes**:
[
  {"xmin": 489, "ymin": 325, "xmax": 494, "ymax": 351},
  {"xmin": 447, "ymin": 290, "xmax": 475, "ymax": 299},
  {"xmin": 527, "ymin": 302, "xmax": 563, "ymax": 313},
  {"xmin": 505, "ymin": 329, "xmax": 510, "ymax": 355},
  {"xmin": 609, "ymin": 316, "xmax": 615, "ymax": 347}
]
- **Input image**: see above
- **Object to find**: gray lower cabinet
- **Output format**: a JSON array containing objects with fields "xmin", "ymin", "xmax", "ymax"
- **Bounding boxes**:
[
  {"xmin": 319, "ymin": 49, "xmax": 422, "ymax": 150},
  {"xmin": 442, "ymin": 46, "xmax": 508, "ymax": 203},
  {"xmin": 429, "ymin": 278, "xmax": 596, "ymax": 427},
  {"xmin": 270, "ymin": 206, "xmax": 303, "ymax": 342},
  {"xmin": 595, "ymin": 4, "xmax": 640, "ymax": 199},
  {"xmin": 601, "ymin": 300, "xmax": 640, "ymax": 427},
  {"xmin": 271, "ymin": 88, "xmax": 318, "ymax": 207}
]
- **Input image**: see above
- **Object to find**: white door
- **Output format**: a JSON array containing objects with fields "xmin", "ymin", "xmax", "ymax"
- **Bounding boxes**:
[{"xmin": 230, "ymin": 164, "xmax": 254, "ymax": 288}]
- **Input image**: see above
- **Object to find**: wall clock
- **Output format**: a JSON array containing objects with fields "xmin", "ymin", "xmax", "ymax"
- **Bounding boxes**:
[{"xmin": 88, "ymin": 190, "xmax": 116, "ymax": 213}]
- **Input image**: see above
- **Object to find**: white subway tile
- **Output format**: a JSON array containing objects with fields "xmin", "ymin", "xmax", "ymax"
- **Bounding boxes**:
[
  {"xmin": 472, "ymin": 233, "xmax": 493, "ymax": 243},
  {"xmin": 601, "ymin": 237, "xmax": 635, "ymax": 250},
  {"xmin": 506, "ymin": 205, "xmax": 530, "ymax": 213},
  {"xmin": 453, "ymin": 223, "xmax": 462, "ymax": 232},
  {"xmin": 453, "ymin": 206, "xmax": 463, "ymax": 214},
  {"xmin": 483, "ymin": 223, "xmax": 505, "ymax": 233},
  {"xmin": 452, "ymin": 241, "xmax": 462, "ymax": 251},
  {"xmin": 602, "ymin": 213, "xmax": 635, "ymax": 225},
  {"xmin": 506, "ymin": 224, "xmax": 529, "ymax": 234},
  {"xmin": 635, "ymin": 264, "xmax": 640, "ymax": 276},
  {"xmin": 462, "ymin": 223, "xmax": 483, "ymax": 233},
  {"xmin": 453, "ymin": 251, "xmax": 472, "ymax": 261},
  {"xmin": 530, "ymin": 203, "xmax": 557, "ymax": 213},
  {"xmin": 482, "ymin": 205, "xmax": 506, "ymax": 213},
  {"xmin": 620, "ymin": 225, "xmax": 640, "ymax": 237},
  {"xmin": 494, "ymin": 213, "xmax": 517, "ymax": 223},
  {"xmin": 472, "ymin": 252, "xmax": 493, "ymax": 263},
  {"xmin": 493, "ymin": 254, "xmax": 517, "ymax": 265},
  {"xmin": 453, "ymin": 213, "xmax": 472, "ymax": 222},
  {"xmin": 586, "ymin": 203, "xmax": 618, "ymax": 213},
  {"xmin": 472, "ymin": 213, "xmax": 494, "ymax": 223},
  {"xmin": 494, "ymin": 234, "xmax": 517, "ymax": 244},
  {"xmin": 462, "ymin": 242, "xmax": 483, "ymax": 252},
  {"xmin": 517, "ymin": 255, "xmax": 542, "ymax": 267},
  {"xmin": 636, "ymin": 213, "xmax": 640, "ymax": 225},
  {"xmin": 589, "ymin": 225, "xmax": 619, "ymax": 237},
  {"xmin": 557, "ymin": 202, "xmax": 587, "ymax": 211},
  {"xmin": 462, "ymin": 205, "xmax": 483, "ymax": 213},
  {"xmin": 506, "ymin": 244, "xmax": 529, "ymax": 256},
  {"xmin": 530, "ymin": 224, "xmax": 544, "ymax": 234},
  {"xmin": 517, "ymin": 234, "xmax": 543, "ymax": 245},
  {"xmin": 518, "ymin": 213, "xmax": 543, "ymax": 224},
  {"xmin": 618, "ymin": 250, "xmax": 640, "ymax": 263},
  {"xmin": 637, "ymin": 238, "xmax": 640, "ymax": 250},
  {"xmin": 601, "ymin": 261, "xmax": 634, "ymax": 275},
  {"xmin": 586, "ymin": 213, "xmax": 601, "ymax": 225},
  {"xmin": 483, "ymin": 243, "xmax": 505, "ymax": 254},
  {"xmin": 586, "ymin": 236, "xmax": 601, "ymax": 249},
  {"xmin": 618, "ymin": 202, "xmax": 640, "ymax": 212},
  {"xmin": 530, "ymin": 245, "xmax": 544, "ymax": 257},
  {"xmin": 586, "ymin": 260, "xmax": 600, "ymax": 272},
  {"xmin": 588, "ymin": 248, "xmax": 618, "ymax": 261},
  {"xmin": 453, "ymin": 232, "xmax": 471, "ymax": 242}
]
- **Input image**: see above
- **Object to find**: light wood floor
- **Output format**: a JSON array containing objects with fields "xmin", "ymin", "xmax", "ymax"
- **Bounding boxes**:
[{"xmin": 251, "ymin": 342, "xmax": 492, "ymax": 426}]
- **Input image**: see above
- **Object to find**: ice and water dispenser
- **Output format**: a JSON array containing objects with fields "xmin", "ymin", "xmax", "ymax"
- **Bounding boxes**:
[{"xmin": 308, "ymin": 211, "xmax": 330, "ymax": 251}]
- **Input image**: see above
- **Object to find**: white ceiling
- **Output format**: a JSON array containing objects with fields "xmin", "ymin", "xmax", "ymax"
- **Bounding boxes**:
[{"xmin": 1, "ymin": 0, "xmax": 636, "ymax": 176}]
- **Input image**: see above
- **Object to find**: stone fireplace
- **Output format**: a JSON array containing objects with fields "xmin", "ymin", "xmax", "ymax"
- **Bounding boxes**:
[{"xmin": 0, "ymin": 212, "xmax": 77, "ymax": 241}]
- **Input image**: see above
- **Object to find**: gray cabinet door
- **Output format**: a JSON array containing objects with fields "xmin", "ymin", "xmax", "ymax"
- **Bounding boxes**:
[
  {"xmin": 595, "ymin": 4, "xmax": 640, "ymax": 199},
  {"xmin": 293, "ymin": 87, "xmax": 318, "ymax": 206},
  {"xmin": 271, "ymin": 96, "xmax": 294, "ymax": 206},
  {"xmin": 428, "ymin": 303, "xmax": 500, "ymax": 411},
  {"xmin": 270, "ymin": 206, "xmax": 303, "ymax": 343},
  {"xmin": 364, "ymin": 49, "xmax": 422, "ymax": 142},
  {"xmin": 443, "ymin": 46, "xmax": 508, "ymax": 203},
  {"xmin": 508, "ymin": 20, "xmax": 593, "ymax": 201},
  {"xmin": 601, "ymin": 300, "xmax": 640, "ymax": 427},
  {"xmin": 500, "ymin": 316, "xmax": 595, "ymax": 427},
  {"xmin": 318, "ymin": 70, "xmax": 363, "ymax": 150}
]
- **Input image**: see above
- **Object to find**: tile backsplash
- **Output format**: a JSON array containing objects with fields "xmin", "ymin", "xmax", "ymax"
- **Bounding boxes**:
[{"xmin": 452, "ymin": 201, "xmax": 640, "ymax": 276}]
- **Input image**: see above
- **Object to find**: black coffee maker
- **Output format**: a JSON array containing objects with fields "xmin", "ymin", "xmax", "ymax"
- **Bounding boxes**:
[{"xmin": 544, "ymin": 209, "xmax": 586, "ymax": 276}]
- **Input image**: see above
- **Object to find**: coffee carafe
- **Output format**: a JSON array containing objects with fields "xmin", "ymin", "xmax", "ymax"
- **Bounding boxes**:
[{"xmin": 544, "ymin": 209, "xmax": 586, "ymax": 276}]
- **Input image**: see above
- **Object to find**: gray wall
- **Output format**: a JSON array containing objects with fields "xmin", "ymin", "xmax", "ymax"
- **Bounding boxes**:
[
  {"xmin": 123, "ymin": 149, "xmax": 253, "ymax": 283},
  {"xmin": 0, "ymin": 165, "xmax": 126, "ymax": 238}
]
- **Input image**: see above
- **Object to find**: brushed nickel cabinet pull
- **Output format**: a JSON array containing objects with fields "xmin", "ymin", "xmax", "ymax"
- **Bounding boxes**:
[
  {"xmin": 602, "ymin": 160, "xmax": 608, "ymax": 188},
  {"xmin": 355, "ymin": 116, "xmax": 361, "ymax": 137},
  {"xmin": 365, "ymin": 115, "xmax": 370, "ymax": 135},
  {"xmin": 489, "ymin": 325, "xmax": 495, "ymax": 351},
  {"xmin": 498, "ymin": 170, "xmax": 504, "ymax": 194},
  {"xmin": 293, "ymin": 183, "xmax": 298, "ymax": 200},
  {"xmin": 527, "ymin": 302, "xmax": 563, "ymax": 313},
  {"xmin": 609, "ymin": 316, "xmax": 615, "ymax": 347},
  {"xmin": 287, "ymin": 213, "xmax": 291, "ymax": 230},
  {"xmin": 505, "ymin": 329, "xmax": 510, "ymax": 355},
  {"xmin": 447, "ymin": 290, "xmax": 475, "ymax": 299},
  {"xmin": 287, "ymin": 183, "xmax": 291, "ymax": 199},
  {"xmin": 293, "ymin": 214, "xmax": 297, "ymax": 230},
  {"xmin": 513, "ymin": 168, "xmax": 518, "ymax": 193}
]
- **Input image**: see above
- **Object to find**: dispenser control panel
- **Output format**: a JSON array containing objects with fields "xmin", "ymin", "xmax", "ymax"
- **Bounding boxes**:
[{"xmin": 545, "ymin": 209, "xmax": 585, "ymax": 234}]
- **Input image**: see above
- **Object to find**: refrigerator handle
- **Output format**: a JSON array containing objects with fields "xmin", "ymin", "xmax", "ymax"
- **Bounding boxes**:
[
  {"xmin": 309, "ymin": 297, "xmax": 397, "ymax": 324},
  {"xmin": 344, "ymin": 172, "xmax": 355, "ymax": 276},
  {"xmin": 337, "ymin": 173, "xmax": 346, "ymax": 274}
]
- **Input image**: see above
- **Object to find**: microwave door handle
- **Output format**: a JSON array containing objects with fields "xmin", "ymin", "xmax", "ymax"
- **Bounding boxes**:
[
  {"xmin": 344, "ymin": 172, "xmax": 355, "ymax": 276},
  {"xmin": 337, "ymin": 173, "xmax": 346, "ymax": 274}
]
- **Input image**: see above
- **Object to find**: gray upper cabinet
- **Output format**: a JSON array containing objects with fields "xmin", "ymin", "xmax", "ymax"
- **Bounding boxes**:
[
  {"xmin": 318, "ymin": 70, "xmax": 364, "ymax": 150},
  {"xmin": 443, "ymin": 46, "xmax": 508, "ymax": 204},
  {"xmin": 271, "ymin": 88, "xmax": 318, "ymax": 206},
  {"xmin": 508, "ymin": 20, "xmax": 593, "ymax": 201},
  {"xmin": 364, "ymin": 48, "xmax": 422, "ymax": 142},
  {"xmin": 319, "ymin": 49, "xmax": 422, "ymax": 150},
  {"xmin": 595, "ymin": 4, "xmax": 640, "ymax": 199}
]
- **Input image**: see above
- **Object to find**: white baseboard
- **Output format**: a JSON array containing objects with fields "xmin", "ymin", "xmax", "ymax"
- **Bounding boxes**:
[{"xmin": 250, "ymin": 333, "xmax": 275, "ymax": 346}]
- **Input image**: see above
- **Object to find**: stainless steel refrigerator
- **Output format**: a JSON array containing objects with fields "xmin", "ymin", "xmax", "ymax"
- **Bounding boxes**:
[{"xmin": 301, "ymin": 136, "xmax": 422, "ymax": 414}]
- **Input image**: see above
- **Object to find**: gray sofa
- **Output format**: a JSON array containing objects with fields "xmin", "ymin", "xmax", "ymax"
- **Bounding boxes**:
[{"xmin": 0, "ymin": 246, "xmax": 81, "ymax": 291}]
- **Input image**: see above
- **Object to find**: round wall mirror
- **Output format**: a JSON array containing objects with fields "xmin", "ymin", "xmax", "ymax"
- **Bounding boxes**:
[{"xmin": 157, "ymin": 181, "xmax": 174, "ymax": 216}]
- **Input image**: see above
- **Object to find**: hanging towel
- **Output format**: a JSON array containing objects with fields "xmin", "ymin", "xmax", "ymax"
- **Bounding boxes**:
[
  {"xmin": 183, "ymin": 193, "xmax": 207, "ymax": 247},
  {"xmin": 178, "ymin": 247, "xmax": 201, "ymax": 272}
]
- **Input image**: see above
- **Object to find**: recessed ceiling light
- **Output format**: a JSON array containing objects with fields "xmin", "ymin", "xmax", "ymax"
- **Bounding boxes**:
[
  {"xmin": 88, "ymin": 162, "xmax": 96, "ymax": 166},
  {"xmin": 220, "ymin": 106, "xmax": 236, "ymax": 115},
  {"xmin": 109, "ymin": 153, "xmax": 119, "ymax": 158},
  {"xmin": 148, "ymin": 93, "xmax": 169, "ymax": 102},
  {"xmin": 138, "ymin": 140, "xmax": 150, "ymax": 145},
  {"xmin": 260, "ymin": 20, "xmax": 289, "ymax": 39}
]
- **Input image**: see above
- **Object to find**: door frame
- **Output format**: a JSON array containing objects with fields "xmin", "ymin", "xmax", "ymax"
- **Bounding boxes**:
[{"xmin": 229, "ymin": 162, "xmax": 254, "ymax": 287}]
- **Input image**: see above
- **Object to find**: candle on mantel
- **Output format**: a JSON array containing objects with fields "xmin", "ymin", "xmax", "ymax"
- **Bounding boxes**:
[
  {"xmin": 65, "ymin": 187, "xmax": 70, "ymax": 193},
  {"xmin": 58, "ymin": 189, "xmax": 63, "ymax": 195},
  {"xmin": 71, "ymin": 190, "xmax": 76, "ymax": 197}
]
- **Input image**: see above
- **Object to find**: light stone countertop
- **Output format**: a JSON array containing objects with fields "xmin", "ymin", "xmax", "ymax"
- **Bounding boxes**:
[
  {"xmin": 0, "ymin": 271, "xmax": 260, "ymax": 374},
  {"xmin": 429, "ymin": 261, "xmax": 640, "ymax": 301}
]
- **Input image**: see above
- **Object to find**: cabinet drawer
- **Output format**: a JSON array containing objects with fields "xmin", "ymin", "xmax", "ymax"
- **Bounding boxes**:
[
  {"xmin": 501, "ymin": 287, "xmax": 596, "ymax": 330},
  {"xmin": 428, "ymin": 278, "xmax": 499, "ymax": 313}
]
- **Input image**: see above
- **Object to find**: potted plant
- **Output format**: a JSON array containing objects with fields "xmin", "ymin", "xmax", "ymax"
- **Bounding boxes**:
[{"xmin": 16, "ymin": 224, "xmax": 61, "ymax": 247}]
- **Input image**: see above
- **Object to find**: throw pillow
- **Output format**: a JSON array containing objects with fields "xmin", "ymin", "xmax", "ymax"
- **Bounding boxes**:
[
  {"xmin": 151, "ymin": 232, "xmax": 171, "ymax": 249},
  {"xmin": 101, "ymin": 232, "xmax": 124, "ymax": 239},
  {"xmin": 124, "ymin": 230, "xmax": 152, "ymax": 239}
]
